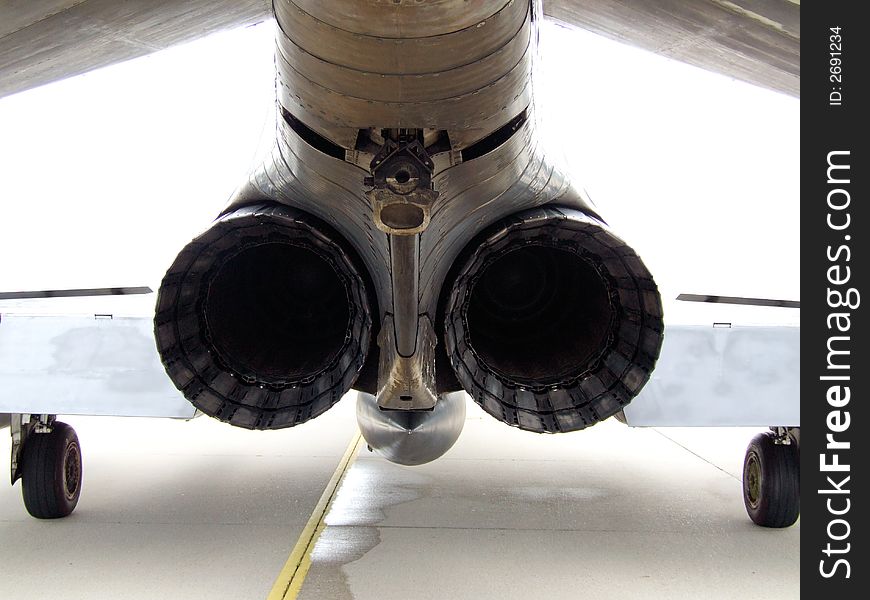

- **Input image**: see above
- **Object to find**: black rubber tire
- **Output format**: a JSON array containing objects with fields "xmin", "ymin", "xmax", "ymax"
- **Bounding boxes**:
[
  {"xmin": 743, "ymin": 431, "xmax": 799, "ymax": 528},
  {"xmin": 21, "ymin": 422, "xmax": 82, "ymax": 519}
]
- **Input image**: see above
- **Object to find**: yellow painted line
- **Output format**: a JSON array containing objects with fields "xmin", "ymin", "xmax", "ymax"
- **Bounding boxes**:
[{"xmin": 267, "ymin": 431, "xmax": 364, "ymax": 600}]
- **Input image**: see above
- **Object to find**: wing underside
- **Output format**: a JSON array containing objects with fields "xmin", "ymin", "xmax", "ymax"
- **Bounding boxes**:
[
  {"xmin": 0, "ymin": 0, "xmax": 270, "ymax": 98},
  {"xmin": 545, "ymin": 0, "xmax": 799, "ymax": 97},
  {"xmin": 0, "ymin": 0, "xmax": 798, "ymax": 99}
]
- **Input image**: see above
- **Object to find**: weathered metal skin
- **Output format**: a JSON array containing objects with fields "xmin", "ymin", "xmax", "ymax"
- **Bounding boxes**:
[
  {"xmin": 272, "ymin": 0, "xmax": 532, "ymax": 148},
  {"xmin": 158, "ymin": 0, "xmax": 662, "ymax": 435},
  {"xmin": 356, "ymin": 391, "xmax": 466, "ymax": 466},
  {"xmin": 0, "ymin": 0, "xmax": 800, "ymax": 100}
]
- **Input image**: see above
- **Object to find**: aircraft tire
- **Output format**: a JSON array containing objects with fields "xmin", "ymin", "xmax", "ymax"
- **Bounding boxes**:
[
  {"xmin": 742, "ymin": 431, "xmax": 799, "ymax": 528},
  {"xmin": 21, "ymin": 422, "xmax": 82, "ymax": 519}
]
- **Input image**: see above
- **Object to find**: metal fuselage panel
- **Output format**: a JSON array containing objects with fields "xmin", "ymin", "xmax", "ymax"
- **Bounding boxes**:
[
  {"xmin": 272, "ymin": 0, "xmax": 533, "ymax": 147},
  {"xmin": 227, "ymin": 0, "xmax": 584, "ymax": 339}
]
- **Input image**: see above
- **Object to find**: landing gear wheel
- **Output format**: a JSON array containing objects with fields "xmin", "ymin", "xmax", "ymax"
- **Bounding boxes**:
[
  {"xmin": 21, "ymin": 422, "xmax": 82, "ymax": 519},
  {"xmin": 742, "ymin": 431, "xmax": 799, "ymax": 528}
]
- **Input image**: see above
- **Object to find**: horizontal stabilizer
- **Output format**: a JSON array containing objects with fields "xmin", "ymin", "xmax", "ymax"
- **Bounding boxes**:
[
  {"xmin": 677, "ymin": 293, "xmax": 799, "ymax": 309},
  {"xmin": 624, "ymin": 324, "xmax": 799, "ymax": 427},
  {"xmin": 0, "ymin": 286, "xmax": 152, "ymax": 300},
  {"xmin": 0, "ymin": 314, "xmax": 192, "ymax": 418}
]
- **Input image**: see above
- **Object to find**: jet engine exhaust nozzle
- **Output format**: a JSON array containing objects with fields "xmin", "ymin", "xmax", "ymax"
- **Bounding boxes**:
[
  {"xmin": 444, "ymin": 207, "xmax": 663, "ymax": 433},
  {"xmin": 155, "ymin": 203, "xmax": 372, "ymax": 430}
]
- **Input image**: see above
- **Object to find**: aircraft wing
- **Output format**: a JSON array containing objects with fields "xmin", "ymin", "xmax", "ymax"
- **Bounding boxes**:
[
  {"xmin": 0, "ymin": 310, "xmax": 797, "ymax": 426},
  {"xmin": 0, "ymin": 0, "xmax": 798, "ymax": 100},
  {"xmin": 0, "ymin": 0, "xmax": 270, "ymax": 99},
  {"xmin": 0, "ymin": 313, "xmax": 194, "ymax": 418},
  {"xmin": 0, "ymin": 290, "xmax": 193, "ymax": 419},
  {"xmin": 544, "ymin": 0, "xmax": 799, "ymax": 97}
]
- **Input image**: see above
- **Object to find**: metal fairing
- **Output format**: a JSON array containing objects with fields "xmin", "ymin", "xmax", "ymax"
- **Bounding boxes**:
[
  {"xmin": 356, "ymin": 391, "xmax": 467, "ymax": 466},
  {"xmin": 226, "ymin": 1, "xmax": 577, "ymax": 322},
  {"xmin": 228, "ymin": 105, "xmax": 576, "ymax": 337}
]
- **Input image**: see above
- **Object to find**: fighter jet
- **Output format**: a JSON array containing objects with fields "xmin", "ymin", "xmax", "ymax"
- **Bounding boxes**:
[{"xmin": 0, "ymin": 1, "xmax": 799, "ymax": 527}]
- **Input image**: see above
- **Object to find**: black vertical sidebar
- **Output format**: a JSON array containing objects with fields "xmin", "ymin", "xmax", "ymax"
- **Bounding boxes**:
[{"xmin": 802, "ymin": 2, "xmax": 867, "ymax": 596}]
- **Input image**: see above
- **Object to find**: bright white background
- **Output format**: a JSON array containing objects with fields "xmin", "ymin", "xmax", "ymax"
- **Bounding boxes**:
[{"xmin": 0, "ymin": 20, "xmax": 799, "ymax": 323}]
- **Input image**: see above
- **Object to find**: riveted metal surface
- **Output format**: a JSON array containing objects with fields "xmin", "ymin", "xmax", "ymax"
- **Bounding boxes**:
[
  {"xmin": 276, "ymin": 37, "xmax": 533, "ymax": 131},
  {"xmin": 227, "ymin": 112, "xmax": 592, "ymax": 347},
  {"xmin": 274, "ymin": 1, "xmax": 526, "ymax": 74},
  {"xmin": 290, "ymin": 0, "xmax": 509, "ymax": 39},
  {"xmin": 421, "ymin": 113, "xmax": 573, "ymax": 316},
  {"xmin": 234, "ymin": 122, "xmax": 392, "ymax": 318},
  {"xmin": 275, "ymin": 16, "xmax": 531, "ymax": 104},
  {"xmin": 274, "ymin": 0, "xmax": 532, "ymax": 137}
]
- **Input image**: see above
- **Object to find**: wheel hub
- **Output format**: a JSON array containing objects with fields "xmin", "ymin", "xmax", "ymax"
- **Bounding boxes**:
[
  {"xmin": 63, "ymin": 442, "xmax": 81, "ymax": 501},
  {"xmin": 745, "ymin": 452, "xmax": 761, "ymax": 509}
]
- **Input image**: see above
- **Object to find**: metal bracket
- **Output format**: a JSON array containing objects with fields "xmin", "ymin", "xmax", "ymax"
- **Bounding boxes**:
[
  {"xmin": 376, "ymin": 315, "xmax": 438, "ymax": 410},
  {"xmin": 10, "ymin": 413, "xmax": 54, "ymax": 484},
  {"xmin": 364, "ymin": 134, "xmax": 439, "ymax": 235},
  {"xmin": 771, "ymin": 426, "xmax": 797, "ymax": 446}
]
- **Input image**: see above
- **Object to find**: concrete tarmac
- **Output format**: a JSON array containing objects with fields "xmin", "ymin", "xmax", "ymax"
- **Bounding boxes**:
[
  {"xmin": 1, "ymin": 397, "xmax": 799, "ymax": 599},
  {"xmin": 0, "ymin": 401, "xmax": 359, "ymax": 599}
]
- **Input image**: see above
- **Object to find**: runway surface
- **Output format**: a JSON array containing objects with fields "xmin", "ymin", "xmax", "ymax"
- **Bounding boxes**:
[{"xmin": 1, "ymin": 397, "xmax": 799, "ymax": 599}]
